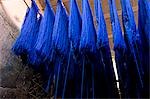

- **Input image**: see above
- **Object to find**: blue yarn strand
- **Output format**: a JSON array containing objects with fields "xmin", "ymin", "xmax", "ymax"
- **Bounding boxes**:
[
  {"xmin": 35, "ymin": 0, "xmax": 55, "ymax": 62},
  {"xmin": 12, "ymin": 0, "xmax": 41, "ymax": 64},
  {"xmin": 54, "ymin": 63, "xmax": 61, "ymax": 99},
  {"xmin": 51, "ymin": 0, "xmax": 69, "ymax": 98},
  {"xmin": 120, "ymin": 0, "xmax": 143, "ymax": 88},
  {"xmin": 81, "ymin": 57, "xmax": 85, "ymax": 98},
  {"xmin": 91, "ymin": 63, "xmax": 95, "ymax": 99},
  {"xmin": 62, "ymin": 48, "xmax": 71, "ymax": 98}
]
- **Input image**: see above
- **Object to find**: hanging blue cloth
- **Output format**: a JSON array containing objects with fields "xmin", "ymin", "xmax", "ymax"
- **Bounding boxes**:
[
  {"xmin": 120, "ymin": 0, "xmax": 144, "ymax": 98},
  {"xmin": 138, "ymin": 0, "xmax": 150, "ymax": 98},
  {"xmin": 94, "ymin": 0, "xmax": 108, "ymax": 97},
  {"xmin": 120, "ymin": 0, "xmax": 143, "ymax": 75},
  {"xmin": 27, "ymin": 13, "xmax": 43, "ymax": 70},
  {"xmin": 62, "ymin": 0, "xmax": 82, "ymax": 98},
  {"xmin": 79, "ymin": 0, "xmax": 97, "ymax": 98},
  {"xmin": 68, "ymin": 0, "xmax": 82, "ymax": 52},
  {"xmin": 94, "ymin": 0, "xmax": 119, "ymax": 98},
  {"xmin": 107, "ymin": 0, "xmax": 127, "ymax": 98},
  {"xmin": 35, "ymin": 0, "xmax": 55, "ymax": 62},
  {"xmin": 138, "ymin": 0, "xmax": 150, "ymax": 44},
  {"xmin": 51, "ymin": 0, "xmax": 69, "ymax": 98},
  {"xmin": 33, "ymin": 0, "xmax": 55, "ymax": 93},
  {"xmin": 12, "ymin": 0, "xmax": 41, "ymax": 64}
]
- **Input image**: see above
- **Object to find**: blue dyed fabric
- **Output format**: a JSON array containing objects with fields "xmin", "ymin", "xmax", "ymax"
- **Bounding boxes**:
[
  {"xmin": 138, "ymin": 0, "xmax": 150, "ymax": 44},
  {"xmin": 95, "ymin": 0, "xmax": 110, "ymax": 49},
  {"xmin": 12, "ymin": 0, "xmax": 40, "ymax": 63},
  {"xmin": 138, "ymin": 0, "xmax": 150, "ymax": 98},
  {"xmin": 79, "ymin": 0, "xmax": 97, "ymax": 56},
  {"xmin": 35, "ymin": 0, "xmax": 55, "ymax": 62},
  {"xmin": 79, "ymin": 0, "xmax": 97, "ymax": 98},
  {"xmin": 11, "ymin": 0, "xmax": 150, "ymax": 98},
  {"xmin": 69, "ymin": 0, "xmax": 82, "ymax": 91},
  {"xmin": 52, "ymin": 1, "xmax": 69, "ymax": 59},
  {"xmin": 27, "ymin": 14, "xmax": 43, "ymax": 70},
  {"xmin": 68, "ymin": 0, "xmax": 82, "ymax": 81},
  {"xmin": 51, "ymin": 0, "xmax": 69, "ymax": 98},
  {"xmin": 108, "ymin": 0, "xmax": 126, "ymax": 50},
  {"xmin": 107, "ymin": 0, "xmax": 127, "ymax": 98},
  {"xmin": 33, "ymin": 0, "xmax": 55, "ymax": 93},
  {"xmin": 94, "ymin": 0, "xmax": 119, "ymax": 98},
  {"xmin": 120, "ymin": 0, "xmax": 144, "ymax": 98},
  {"xmin": 69, "ymin": 0, "xmax": 82, "ymax": 52},
  {"xmin": 62, "ymin": 0, "xmax": 82, "ymax": 98}
]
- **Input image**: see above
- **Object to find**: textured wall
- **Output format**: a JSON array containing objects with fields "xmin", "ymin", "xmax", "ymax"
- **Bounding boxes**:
[{"xmin": 0, "ymin": 4, "xmax": 26, "ymax": 98}]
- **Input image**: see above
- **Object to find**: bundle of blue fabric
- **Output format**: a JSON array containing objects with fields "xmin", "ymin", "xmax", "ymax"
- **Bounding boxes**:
[
  {"xmin": 120, "ymin": 0, "xmax": 144, "ymax": 98},
  {"xmin": 107, "ymin": 0, "xmax": 127, "ymax": 97},
  {"xmin": 138, "ymin": 0, "xmax": 150, "ymax": 98},
  {"xmin": 62, "ymin": 0, "xmax": 82, "ymax": 98},
  {"xmin": 79, "ymin": 0, "xmax": 97, "ymax": 98},
  {"xmin": 12, "ymin": 0, "xmax": 149, "ymax": 98},
  {"xmin": 12, "ymin": 0, "xmax": 42, "ymax": 67},
  {"xmin": 95, "ymin": 0, "xmax": 119, "ymax": 98},
  {"xmin": 51, "ymin": 0, "xmax": 70, "ymax": 98}
]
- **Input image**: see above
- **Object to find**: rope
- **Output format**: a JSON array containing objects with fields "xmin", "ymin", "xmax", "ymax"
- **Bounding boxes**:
[
  {"xmin": 23, "ymin": 0, "xmax": 41, "ymax": 15},
  {"xmin": 23, "ymin": 0, "xmax": 30, "ymax": 9}
]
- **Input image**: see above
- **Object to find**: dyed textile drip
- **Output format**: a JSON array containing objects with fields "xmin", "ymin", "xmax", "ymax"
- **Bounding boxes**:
[
  {"xmin": 51, "ymin": 0, "xmax": 69, "ymax": 98},
  {"xmin": 33, "ymin": 0, "xmax": 55, "ymax": 91},
  {"xmin": 68, "ymin": 0, "xmax": 82, "ymax": 52},
  {"xmin": 12, "ymin": 0, "xmax": 41, "ymax": 64},
  {"xmin": 94, "ymin": 0, "xmax": 108, "ymax": 97},
  {"xmin": 95, "ymin": 0, "xmax": 119, "ymax": 98},
  {"xmin": 11, "ymin": 0, "xmax": 149, "ymax": 98},
  {"xmin": 120, "ymin": 0, "xmax": 144, "ymax": 98},
  {"xmin": 79, "ymin": 0, "xmax": 97, "ymax": 98},
  {"xmin": 107, "ymin": 0, "xmax": 127, "ymax": 98},
  {"xmin": 35, "ymin": 0, "xmax": 55, "ymax": 62},
  {"xmin": 138, "ymin": 0, "xmax": 150, "ymax": 44},
  {"xmin": 27, "ymin": 13, "xmax": 42, "ymax": 70},
  {"xmin": 62, "ymin": 0, "xmax": 82, "ymax": 98},
  {"xmin": 94, "ymin": 0, "xmax": 119, "ymax": 98},
  {"xmin": 138, "ymin": 0, "xmax": 150, "ymax": 98}
]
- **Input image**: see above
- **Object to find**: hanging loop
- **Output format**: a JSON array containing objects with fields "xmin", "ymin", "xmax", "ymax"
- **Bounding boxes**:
[
  {"xmin": 32, "ymin": 0, "xmax": 41, "ymax": 15},
  {"xmin": 23, "ymin": 0, "xmax": 41, "ymax": 15},
  {"xmin": 23, "ymin": 0, "xmax": 30, "ymax": 9}
]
